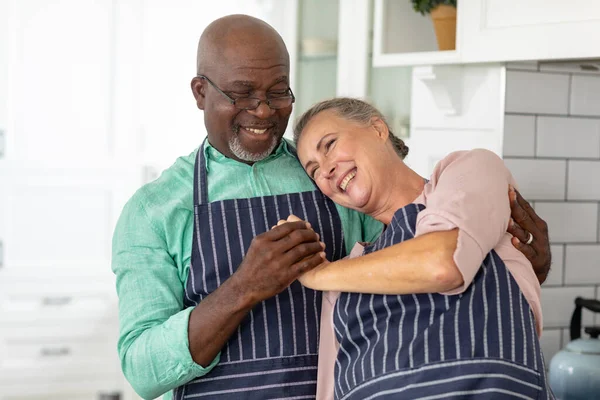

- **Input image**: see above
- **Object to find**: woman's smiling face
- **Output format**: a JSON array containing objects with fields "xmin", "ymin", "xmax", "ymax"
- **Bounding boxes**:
[{"xmin": 296, "ymin": 109, "xmax": 391, "ymax": 213}]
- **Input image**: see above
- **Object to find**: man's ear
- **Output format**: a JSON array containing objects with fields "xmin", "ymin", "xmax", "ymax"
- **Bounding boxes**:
[
  {"xmin": 191, "ymin": 77, "xmax": 206, "ymax": 110},
  {"xmin": 371, "ymin": 116, "xmax": 389, "ymax": 141}
]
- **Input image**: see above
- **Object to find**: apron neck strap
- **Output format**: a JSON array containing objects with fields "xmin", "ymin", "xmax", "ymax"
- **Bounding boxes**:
[
  {"xmin": 193, "ymin": 138, "xmax": 321, "ymax": 206},
  {"xmin": 194, "ymin": 138, "xmax": 210, "ymax": 206}
]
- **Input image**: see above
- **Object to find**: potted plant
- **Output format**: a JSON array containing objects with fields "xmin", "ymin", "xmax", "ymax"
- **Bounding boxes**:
[{"xmin": 411, "ymin": 0, "xmax": 457, "ymax": 51}]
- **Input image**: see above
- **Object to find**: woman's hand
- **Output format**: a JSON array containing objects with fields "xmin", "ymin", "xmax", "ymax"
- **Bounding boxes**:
[
  {"xmin": 274, "ymin": 214, "xmax": 305, "ymax": 227},
  {"xmin": 507, "ymin": 186, "xmax": 552, "ymax": 284},
  {"xmin": 274, "ymin": 215, "xmax": 329, "ymax": 289}
]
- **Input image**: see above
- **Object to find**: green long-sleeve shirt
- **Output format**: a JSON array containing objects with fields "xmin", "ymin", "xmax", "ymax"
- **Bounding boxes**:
[{"xmin": 111, "ymin": 139, "xmax": 383, "ymax": 400}]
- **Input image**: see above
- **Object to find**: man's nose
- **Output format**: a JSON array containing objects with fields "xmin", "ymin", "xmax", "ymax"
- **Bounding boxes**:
[{"xmin": 246, "ymin": 100, "xmax": 276, "ymax": 119}]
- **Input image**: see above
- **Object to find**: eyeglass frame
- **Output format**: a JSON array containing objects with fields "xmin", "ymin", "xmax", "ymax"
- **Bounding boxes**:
[{"xmin": 197, "ymin": 74, "xmax": 296, "ymax": 110}]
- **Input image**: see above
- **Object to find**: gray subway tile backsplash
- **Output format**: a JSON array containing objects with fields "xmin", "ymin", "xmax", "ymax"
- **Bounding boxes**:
[{"xmin": 504, "ymin": 66, "xmax": 600, "ymax": 366}]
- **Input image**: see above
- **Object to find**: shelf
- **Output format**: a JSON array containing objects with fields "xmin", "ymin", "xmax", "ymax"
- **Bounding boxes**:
[
  {"xmin": 373, "ymin": 0, "xmax": 461, "ymax": 67},
  {"xmin": 413, "ymin": 65, "xmax": 464, "ymax": 116},
  {"xmin": 373, "ymin": 50, "xmax": 460, "ymax": 68}
]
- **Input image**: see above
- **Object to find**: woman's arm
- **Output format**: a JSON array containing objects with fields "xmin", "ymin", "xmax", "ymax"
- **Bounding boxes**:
[
  {"xmin": 299, "ymin": 229, "xmax": 462, "ymax": 294},
  {"xmin": 414, "ymin": 149, "xmax": 515, "ymax": 294},
  {"xmin": 289, "ymin": 149, "xmax": 517, "ymax": 296}
]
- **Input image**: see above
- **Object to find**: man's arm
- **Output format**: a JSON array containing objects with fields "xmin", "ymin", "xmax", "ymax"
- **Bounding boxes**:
[
  {"xmin": 113, "ymin": 200, "xmax": 324, "ymax": 399},
  {"xmin": 507, "ymin": 186, "xmax": 552, "ymax": 284},
  {"xmin": 113, "ymin": 198, "xmax": 211, "ymax": 400}
]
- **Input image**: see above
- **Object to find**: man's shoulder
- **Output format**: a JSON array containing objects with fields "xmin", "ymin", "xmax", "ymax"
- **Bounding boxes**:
[{"xmin": 113, "ymin": 150, "xmax": 196, "ymax": 248}]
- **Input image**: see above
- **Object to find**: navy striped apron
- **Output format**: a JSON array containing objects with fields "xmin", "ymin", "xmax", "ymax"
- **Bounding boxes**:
[
  {"xmin": 333, "ymin": 203, "xmax": 554, "ymax": 400},
  {"xmin": 174, "ymin": 141, "xmax": 346, "ymax": 399}
]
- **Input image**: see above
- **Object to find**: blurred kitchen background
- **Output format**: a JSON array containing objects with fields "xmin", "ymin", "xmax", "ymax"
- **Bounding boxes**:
[{"xmin": 0, "ymin": 0, "xmax": 599, "ymax": 399}]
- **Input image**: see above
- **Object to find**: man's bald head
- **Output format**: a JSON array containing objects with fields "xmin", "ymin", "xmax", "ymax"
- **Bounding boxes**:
[{"xmin": 196, "ymin": 14, "xmax": 289, "ymax": 75}]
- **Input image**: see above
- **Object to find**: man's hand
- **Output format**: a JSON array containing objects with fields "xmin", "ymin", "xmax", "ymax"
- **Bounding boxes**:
[
  {"xmin": 188, "ymin": 220, "xmax": 324, "ymax": 367},
  {"xmin": 507, "ymin": 186, "xmax": 552, "ymax": 284},
  {"xmin": 234, "ymin": 221, "xmax": 325, "ymax": 305}
]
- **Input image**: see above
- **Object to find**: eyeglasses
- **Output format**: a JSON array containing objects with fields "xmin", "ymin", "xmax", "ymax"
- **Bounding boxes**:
[{"xmin": 198, "ymin": 75, "xmax": 295, "ymax": 110}]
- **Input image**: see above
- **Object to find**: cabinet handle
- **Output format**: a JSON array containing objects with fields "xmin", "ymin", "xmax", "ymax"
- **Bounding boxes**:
[
  {"xmin": 0, "ymin": 129, "xmax": 4, "ymax": 158},
  {"xmin": 40, "ymin": 346, "xmax": 71, "ymax": 357},
  {"xmin": 42, "ymin": 296, "xmax": 72, "ymax": 306},
  {"xmin": 98, "ymin": 393, "xmax": 121, "ymax": 400}
]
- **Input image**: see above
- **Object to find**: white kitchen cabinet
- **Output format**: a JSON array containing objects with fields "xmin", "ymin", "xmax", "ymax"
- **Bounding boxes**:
[
  {"xmin": 0, "ymin": 266, "xmax": 122, "ymax": 399},
  {"xmin": 373, "ymin": 0, "xmax": 600, "ymax": 67},
  {"xmin": 461, "ymin": 0, "xmax": 600, "ymax": 63},
  {"xmin": 0, "ymin": 163, "xmax": 134, "ymax": 397},
  {"xmin": 0, "ymin": 0, "xmax": 141, "ymax": 398}
]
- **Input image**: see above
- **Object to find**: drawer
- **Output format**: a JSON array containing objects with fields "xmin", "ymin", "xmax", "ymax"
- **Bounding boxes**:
[
  {"xmin": 1, "ymin": 338, "xmax": 117, "ymax": 368},
  {"xmin": 0, "ymin": 339, "xmax": 120, "ymax": 385},
  {"xmin": 0, "ymin": 292, "xmax": 117, "ymax": 322},
  {"xmin": 0, "ymin": 320, "xmax": 118, "ymax": 341},
  {"xmin": 0, "ymin": 274, "xmax": 118, "ymax": 323},
  {"xmin": 0, "ymin": 382, "xmax": 122, "ymax": 398},
  {"xmin": 2, "ymin": 395, "xmax": 98, "ymax": 400},
  {"xmin": 0, "ymin": 267, "xmax": 116, "ymax": 290},
  {"xmin": 0, "ymin": 362, "xmax": 120, "ymax": 386}
]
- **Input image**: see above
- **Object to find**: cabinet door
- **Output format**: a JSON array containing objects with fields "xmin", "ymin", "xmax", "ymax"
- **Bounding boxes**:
[
  {"xmin": 5, "ymin": 0, "xmax": 116, "ymax": 162},
  {"xmin": 0, "ymin": 162, "xmax": 138, "ymax": 271},
  {"xmin": 461, "ymin": 0, "xmax": 600, "ymax": 63}
]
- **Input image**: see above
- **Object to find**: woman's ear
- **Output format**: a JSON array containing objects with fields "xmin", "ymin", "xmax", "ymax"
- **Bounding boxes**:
[
  {"xmin": 371, "ymin": 116, "xmax": 390, "ymax": 141},
  {"xmin": 191, "ymin": 77, "xmax": 206, "ymax": 110}
]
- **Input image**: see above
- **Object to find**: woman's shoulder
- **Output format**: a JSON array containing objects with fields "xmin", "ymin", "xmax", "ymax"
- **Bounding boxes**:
[
  {"xmin": 429, "ymin": 149, "xmax": 508, "ymax": 184},
  {"xmin": 436, "ymin": 149, "xmax": 503, "ymax": 170}
]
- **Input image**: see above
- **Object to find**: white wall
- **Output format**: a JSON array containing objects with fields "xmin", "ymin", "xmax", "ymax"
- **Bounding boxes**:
[{"xmin": 502, "ymin": 62, "xmax": 600, "ymax": 367}]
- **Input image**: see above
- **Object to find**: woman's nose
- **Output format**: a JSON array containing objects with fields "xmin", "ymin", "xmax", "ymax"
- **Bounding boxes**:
[{"xmin": 322, "ymin": 162, "xmax": 336, "ymax": 179}]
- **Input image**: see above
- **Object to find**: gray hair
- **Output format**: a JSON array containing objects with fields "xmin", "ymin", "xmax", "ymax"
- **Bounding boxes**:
[{"xmin": 293, "ymin": 97, "xmax": 409, "ymax": 159}]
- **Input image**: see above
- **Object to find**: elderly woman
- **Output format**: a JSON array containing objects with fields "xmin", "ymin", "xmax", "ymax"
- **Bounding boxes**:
[{"xmin": 286, "ymin": 98, "xmax": 553, "ymax": 399}]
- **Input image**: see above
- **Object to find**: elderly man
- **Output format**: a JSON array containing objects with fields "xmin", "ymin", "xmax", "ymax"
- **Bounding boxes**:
[{"xmin": 112, "ymin": 14, "xmax": 551, "ymax": 400}]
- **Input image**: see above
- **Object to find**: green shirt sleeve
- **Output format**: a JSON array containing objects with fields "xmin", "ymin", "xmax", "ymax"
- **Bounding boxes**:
[{"xmin": 112, "ymin": 195, "xmax": 219, "ymax": 400}]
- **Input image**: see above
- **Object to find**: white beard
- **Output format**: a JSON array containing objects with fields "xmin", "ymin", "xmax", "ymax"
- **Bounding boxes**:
[{"xmin": 228, "ymin": 134, "xmax": 278, "ymax": 162}]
